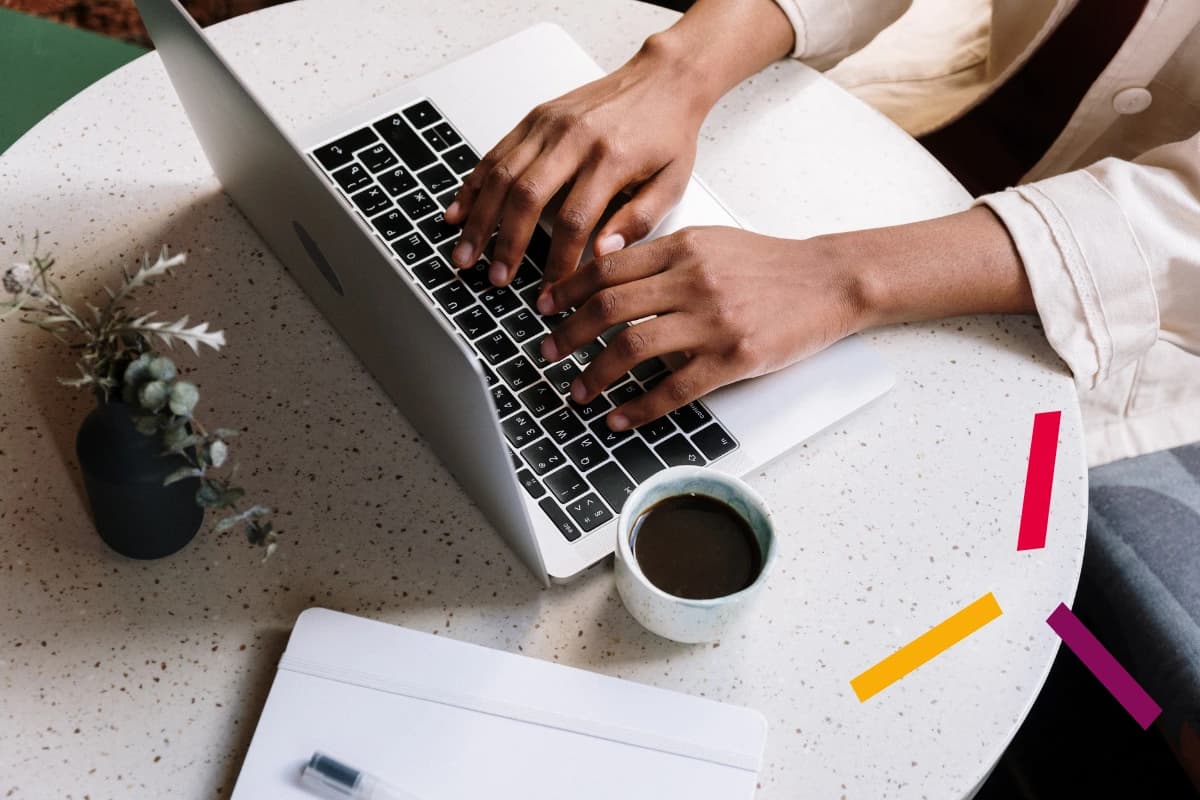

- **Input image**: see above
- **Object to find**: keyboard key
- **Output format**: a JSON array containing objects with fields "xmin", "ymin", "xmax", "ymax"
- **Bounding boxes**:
[
  {"xmin": 313, "ymin": 127, "xmax": 378, "ymax": 170},
  {"xmin": 607, "ymin": 380, "xmax": 644, "ymax": 407},
  {"xmin": 526, "ymin": 226, "xmax": 552, "ymax": 267},
  {"xmin": 438, "ymin": 189, "xmax": 459, "ymax": 209},
  {"xmin": 378, "ymin": 165, "xmax": 418, "ymax": 196},
  {"xmin": 418, "ymin": 163, "xmax": 458, "ymax": 195},
  {"xmin": 499, "ymin": 308, "xmax": 544, "ymax": 343},
  {"xmin": 479, "ymin": 286, "xmax": 522, "ymax": 318},
  {"xmin": 418, "ymin": 212, "xmax": 458, "ymax": 244},
  {"xmin": 538, "ymin": 497, "xmax": 580, "ymax": 542},
  {"xmin": 454, "ymin": 304, "xmax": 496, "ymax": 340},
  {"xmin": 516, "ymin": 469, "xmax": 545, "ymax": 499},
  {"xmin": 350, "ymin": 185, "xmax": 391, "ymax": 216},
  {"xmin": 422, "ymin": 126, "xmax": 453, "ymax": 152},
  {"xmin": 523, "ymin": 336, "xmax": 550, "ymax": 369},
  {"xmin": 614, "ymin": 439, "xmax": 665, "ymax": 482},
  {"xmin": 572, "ymin": 339, "xmax": 604, "ymax": 366},
  {"xmin": 600, "ymin": 324, "xmax": 628, "ymax": 344},
  {"xmin": 458, "ymin": 260, "xmax": 490, "ymax": 293},
  {"xmin": 510, "ymin": 258, "xmax": 542, "ymax": 291},
  {"xmin": 521, "ymin": 438, "xmax": 565, "ymax": 476},
  {"xmin": 432, "ymin": 281, "xmax": 472, "ymax": 314},
  {"xmin": 332, "ymin": 162, "xmax": 372, "ymax": 193},
  {"xmin": 669, "ymin": 400, "xmax": 713, "ymax": 433},
  {"xmin": 443, "ymin": 144, "xmax": 479, "ymax": 174},
  {"xmin": 375, "ymin": 113, "xmax": 437, "ymax": 170},
  {"xmin": 432, "ymin": 122, "xmax": 462, "ymax": 148},
  {"xmin": 481, "ymin": 363, "xmax": 498, "ymax": 387},
  {"xmin": 691, "ymin": 423, "xmax": 737, "ymax": 461},
  {"xmin": 498, "ymin": 355, "xmax": 539, "ymax": 391},
  {"xmin": 545, "ymin": 360, "xmax": 581, "ymax": 395},
  {"xmin": 588, "ymin": 462, "xmax": 636, "ymax": 514},
  {"xmin": 655, "ymin": 434, "xmax": 705, "ymax": 467},
  {"xmin": 411, "ymin": 256, "xmax": 454, "ymax": 289},
  {"xmin": 490, "ymin": 384, "xmax": 520, "ymax": 419},
  {"xmin": 477, "ymin": 330, "xmax": 517, "ymax": 365},
  {"xmin": 402, "ymin": 100, "xmax": 441, "ymax": 129},
  {"xmin": 589, "ymin": 415, "xmax": 632, "ymax": 447},
  {"xmin": 637, "ymin": 416, "xmax": 676, "ymax": 444},
  {"xmin": 517, "ymin": 382, "xmax": 560, "ymax": 418},
  {"xmin": 370, "ymin": 209, "xmax": 412, "ymax": 241},
  {"xmin": 631, "ymin": 357, "xmax": 667, "ymax": 381},
  {"xmin": 501, "ymin": 412, "xmax": 540, "ymax": 449},
  {"xmin": 565, "ymin": 493, "xmax": 613, "ymax": 532},
  {"xmin": 392, "ymin": 233, "xmax": 433, "ymax": 266},
  {"xmin": 398, "ymin": 188, "xmax": 438, "ymax": 220},
  {"xmin": 569, "ymin": 393, "xmax": 612, "ymax": 423},
  {"xmin": 563, "ymin": 435, "xmax": 607, "ymax": 472},
  {"xmin": 541, "ymin": 408, "xmax": 585, "ymax": 445},
  {"xmin": 543, "ymin": 465, "xmax": 586, "ymax": 503},
  {"xmin": 359, "ymin": 143, "xmax": 398, "ymax": 172}
]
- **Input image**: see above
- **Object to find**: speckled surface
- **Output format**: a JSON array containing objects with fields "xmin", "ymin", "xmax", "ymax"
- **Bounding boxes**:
[{"xmin": 0, "ymin": 1, "xmax": 1087, "ymax": 798}]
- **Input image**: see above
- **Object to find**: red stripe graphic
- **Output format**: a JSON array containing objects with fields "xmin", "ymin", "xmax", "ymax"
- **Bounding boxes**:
[{"xmin": 1017, "ymin": 411, "xmax": 1061, "ymax": 551}]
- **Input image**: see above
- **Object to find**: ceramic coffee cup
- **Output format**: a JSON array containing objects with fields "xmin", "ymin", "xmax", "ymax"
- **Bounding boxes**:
[{"xmin": 614, "ymin": 466, "xmax": 777, "ymax": 643}]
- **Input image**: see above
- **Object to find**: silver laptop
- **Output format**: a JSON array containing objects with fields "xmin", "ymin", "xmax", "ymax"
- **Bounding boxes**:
[{"xmin": 136, "ymin": 0, "xmax": 894, "ymax": 584}]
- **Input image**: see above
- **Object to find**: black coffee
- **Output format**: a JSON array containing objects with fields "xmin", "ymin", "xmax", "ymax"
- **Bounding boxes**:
[{"xmin": 631, "ymin": 493, "xmax": 762, "ymax": 600}]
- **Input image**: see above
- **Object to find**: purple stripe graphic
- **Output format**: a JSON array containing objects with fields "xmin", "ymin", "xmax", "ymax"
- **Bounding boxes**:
[{"xmin": 1046, "ymin": 603, "xmax": 1162, "ymax": 729}]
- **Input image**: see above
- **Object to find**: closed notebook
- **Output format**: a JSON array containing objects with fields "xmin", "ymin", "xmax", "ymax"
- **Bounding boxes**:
[{"xmin": 231, "ymin": 608, "xmax": 768, "ymax": 799}]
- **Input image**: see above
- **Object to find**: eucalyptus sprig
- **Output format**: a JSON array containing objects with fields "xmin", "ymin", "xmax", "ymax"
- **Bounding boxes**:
[{"xmin": 3, "ymin": 238, "xmax": 279, "ymax": 557}]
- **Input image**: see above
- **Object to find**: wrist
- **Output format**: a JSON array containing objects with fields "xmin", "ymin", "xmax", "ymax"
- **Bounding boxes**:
[{"xmin": 634, "ymin": 31, "xmax": 725, "ymax": 116}]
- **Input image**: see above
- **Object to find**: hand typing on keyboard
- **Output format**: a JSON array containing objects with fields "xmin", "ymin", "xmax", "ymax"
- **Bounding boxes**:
[
  {"xmin": 535, "ymin": 226, "xmax": 875, "ymax": 431},
  {"xmin": 442, "ymin": 35, "xmax": 710, "ymax": 290}
]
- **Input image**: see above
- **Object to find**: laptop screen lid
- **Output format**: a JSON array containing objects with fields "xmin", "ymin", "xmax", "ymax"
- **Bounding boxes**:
[{"xmin": 134, "ymin": 0, "xmax": 549, "ymax": 583}]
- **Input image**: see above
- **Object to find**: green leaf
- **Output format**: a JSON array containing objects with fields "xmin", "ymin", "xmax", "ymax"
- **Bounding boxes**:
[
  {"xmin": 163, "ymin": 467, "xmax": 202, "ymax": 486},
  {"xmin": 195, "ymin": 482, "xmax": 222, "ymax": 507},
  {"xmin": 138, "ymin": 379, "xmax": 168, "ymax": 412},
  {"xmin": 146, "ymin": 355, "xmax": 176, "ymax": 382},
  {"xmin": 162, "ymin": 431, "xmax": 201, "ymax": 455},
  {"xmin": 214, "ymin": 505, "xmax": 268, "ymax": 534},
  {"xmin": 168, "ymin": 380, "xmax": 199, "ymax": 417},
  {"xmin": 208, "ymin": 440, "xmax": 228, "ymax": 468},
  {"xmin": 213, "ymin": 428, "xmax": 240, "ymax": 439},
  {"xmin": 214, "ymin": 486, "xmax": 246, "ymax": 508},
  {"xmin": 134, "ymin": 415, "xmax": 160, "ymax": 436}
]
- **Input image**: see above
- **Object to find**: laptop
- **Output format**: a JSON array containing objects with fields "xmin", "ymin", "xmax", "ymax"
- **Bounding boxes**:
[{"xmin": 135, "ymin": 0, "xmax": 894, "ymax": 585}]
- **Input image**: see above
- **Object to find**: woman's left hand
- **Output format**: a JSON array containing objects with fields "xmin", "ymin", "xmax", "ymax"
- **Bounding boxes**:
[{"xmin": 536, "ymin": 225, "xmax": 872, "ymax": 431}]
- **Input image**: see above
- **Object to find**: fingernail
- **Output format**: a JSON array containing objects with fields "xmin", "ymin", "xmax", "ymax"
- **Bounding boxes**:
[
  {"xmin": 541, "ymin": 337, "xmax": 559, "ymax": 361},
  {"xmin": 489, "ymin": 261, "xmax": 509, "ymax": 285},
  {"xmin": 570, "ymin": 381, "xmax": 586, "ymax": 403},
  {"xmin": 536, "ymin": 291, "xmax": 555, "ymax": 315},
  {"xmin": 446, "ymin": 201, "xmax": 461, "ymax": 219},
  {"xmin": 609, "ymin": 414, "xmax": 629, "ymax": 431},
  {"xmin": 452, "ymin": 240, "xmax": 474, "ymax": 268},
  {"xmin": 596, "ymin": 233, "xmax": 625, "ymax": 257}
]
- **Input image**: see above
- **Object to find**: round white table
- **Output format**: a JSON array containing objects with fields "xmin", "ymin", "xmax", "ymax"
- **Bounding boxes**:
[{"xmin": 0, "ymin": 1, "xmax": 1088, "ymax": 797}]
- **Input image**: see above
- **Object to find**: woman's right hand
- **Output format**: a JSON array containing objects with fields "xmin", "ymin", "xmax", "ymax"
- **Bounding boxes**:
[{"xmin": 443, "ymin": 34, "xmax": 713, "ymax": 290}]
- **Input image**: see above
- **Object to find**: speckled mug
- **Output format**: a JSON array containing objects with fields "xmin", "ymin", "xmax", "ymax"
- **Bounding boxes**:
[{"xmin": 614, "ymin": 466, "xmax": 777, "ymax": 644}]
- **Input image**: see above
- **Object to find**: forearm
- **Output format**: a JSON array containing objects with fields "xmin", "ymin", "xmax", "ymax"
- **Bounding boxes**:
[
  {"xmin": 831, "ymin": 206, "xmax": 1036, "ymax": 328},
  {"xmin": 639, "ymin": 0, "xmax": 795, "ymax": 111}
]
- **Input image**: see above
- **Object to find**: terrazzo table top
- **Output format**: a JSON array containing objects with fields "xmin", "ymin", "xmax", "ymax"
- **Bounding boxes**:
[{"xmin": 0, "ymin": 1, "xmax": 1087, "ymax": 797}]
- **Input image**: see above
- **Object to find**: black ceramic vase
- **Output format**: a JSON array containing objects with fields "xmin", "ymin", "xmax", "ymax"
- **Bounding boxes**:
[{"xmin": 75, "ymin": 401, "xmax": 204, "ymax": 559}]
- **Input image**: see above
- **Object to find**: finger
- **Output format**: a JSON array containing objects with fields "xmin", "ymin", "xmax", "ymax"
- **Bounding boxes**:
[
  {"xmin": 539, "ymin": 235, "xmax": 674, "ymax": 315},
  {"xmin": 488, "ymin": 150, "xmax": 583, "ymax": 286},
  {"xmin": 451, "ymin": 142, "xmax": 539, "ymax": 269},
  {"xmin": 445, "ymin": 120, "xmax": 529, "ymax": 225},
  {"xmin": 568, "ymin": 314, "xmax": 702, "ymax": 405},
  {"xmin": 542, "ymin": 271, "xmax": 683, "ymax": 364},
  {"xmin": 606, "ymin": 356, "xmax": 722, "ymax": 432},
  {"xmin": 541, "ymin": 164, "xmax": 628, "ymax": 286},
  {"xmin": 593, "ymin": 162, "xmax": 691, "ymax": 258}
]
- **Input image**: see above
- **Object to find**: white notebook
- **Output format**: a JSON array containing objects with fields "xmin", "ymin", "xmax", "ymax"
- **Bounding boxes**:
[{"xmin": 231, "ymin": 608, "xmax": 768, "ymax": 799}]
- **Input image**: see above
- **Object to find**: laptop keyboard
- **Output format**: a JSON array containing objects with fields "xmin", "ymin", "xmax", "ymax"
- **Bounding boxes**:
[{"xmin": 309, "ymin": 99, "xmax": 739, "ymax": 543}]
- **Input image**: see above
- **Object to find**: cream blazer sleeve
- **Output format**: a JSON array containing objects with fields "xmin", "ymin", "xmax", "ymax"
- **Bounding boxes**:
[
  {"xmin": 979, "ymin": 133, "xmax": 1200, "ymax": 390},
  {"xmin": 769, "ymin": 0, "xmax": 913, "ymax": 70}
]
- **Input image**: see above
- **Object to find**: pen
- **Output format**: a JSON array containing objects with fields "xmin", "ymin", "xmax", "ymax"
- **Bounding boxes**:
[{"xmin": 301, "ymin": 751, "xmax": 423, "ymax": 800}]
